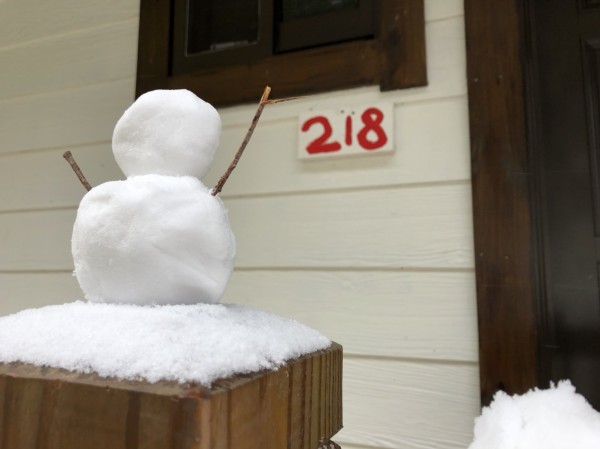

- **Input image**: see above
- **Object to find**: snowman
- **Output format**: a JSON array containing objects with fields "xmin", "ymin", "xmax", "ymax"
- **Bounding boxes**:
[{"xmin": 71, "ymin": 89, "xmax": 236, "ymax": 305}]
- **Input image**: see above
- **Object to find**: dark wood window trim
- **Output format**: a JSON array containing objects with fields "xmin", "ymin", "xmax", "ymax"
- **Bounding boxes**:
[
  {"xmin": 136, "ymin": 0, "xmax": 427, "ymax": 106},
  {"xmin": 171, "ymin": 0, "xmax": 274, "ymax": 74},
  {"xmin": 465, "ymin": 0, "xmax": 541, "ymax": 406}
]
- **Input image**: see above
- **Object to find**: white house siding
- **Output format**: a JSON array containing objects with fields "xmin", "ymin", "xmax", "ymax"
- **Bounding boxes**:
[{"xmin": 0, "ymin": 1, "xmax": 480, "ymax": 448}]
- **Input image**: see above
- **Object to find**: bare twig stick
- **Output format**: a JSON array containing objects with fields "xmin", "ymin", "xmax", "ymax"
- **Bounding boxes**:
[
  {"xmin": 263, "ymin": 96, "xmax": 304, "ymax": 105},
  {"xmin": 211, "ymin": 86, "xmax": 272, "ymax": 196},
  {"xmin": 63, "ymin": 151, "xmax": 92, "ymax": 191}
]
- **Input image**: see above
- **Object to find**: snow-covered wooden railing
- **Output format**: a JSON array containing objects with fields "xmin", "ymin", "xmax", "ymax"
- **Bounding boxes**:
[{"xmin": 0, "ymin": 343, "xmax": 342, "ymax": 449}]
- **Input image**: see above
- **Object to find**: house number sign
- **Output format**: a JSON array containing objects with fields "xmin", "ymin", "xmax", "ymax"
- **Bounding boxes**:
[{"xmin": 298, "ymin": 103, "xmax": 394, "ymax": 159}]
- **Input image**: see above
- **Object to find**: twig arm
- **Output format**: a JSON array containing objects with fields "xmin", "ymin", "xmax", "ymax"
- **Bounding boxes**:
[
  {"xmin": 63, "ymin": 151, "xmax": 93, "ymax": 191},
  {"xmin": 211, "ymin": 86, "xmax": 272, "ymax": 196}
]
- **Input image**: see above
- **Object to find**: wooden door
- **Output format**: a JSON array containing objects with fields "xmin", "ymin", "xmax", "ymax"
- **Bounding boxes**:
[{"xmin": 531, "ymin": 0, "xmax": 600, "ymax": 408}]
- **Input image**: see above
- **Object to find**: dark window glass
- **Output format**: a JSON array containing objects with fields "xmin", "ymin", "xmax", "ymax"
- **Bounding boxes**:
[
  {"xmin": 187, "ymin": 0, "xmax": 259, "ymax": 55},
  {"xmin": 275, "ymin": 0, "xmax": 374, "ymax": 53},
  {"xmin": 177, "ymin": 0, "xmax": 372, "ymax": 72},
  {"xmin": 280, "ymin": 0, "xmax": 358, "ymax": 21}
]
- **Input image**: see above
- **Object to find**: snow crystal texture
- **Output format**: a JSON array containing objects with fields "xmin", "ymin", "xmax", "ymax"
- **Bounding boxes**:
[
  {"xmin": 469, "ymin": 380, "xmax": 600, "ymax": 449},
  {"xmin": 0, "ymin": 302, "xmax": 331, "ymax": 385},
  {"xmin": 72, "ymin": 175, "xmax": 235, "ymax": 305},
  {"xmin": 112, "ymin": 89, "xmax": 221, "ymax": 179}
]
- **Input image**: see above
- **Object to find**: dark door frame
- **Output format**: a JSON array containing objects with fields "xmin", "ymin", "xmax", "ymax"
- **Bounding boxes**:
[{"xmin": 464, "ymin": 0, "xmax": 543, "ymax": 405}]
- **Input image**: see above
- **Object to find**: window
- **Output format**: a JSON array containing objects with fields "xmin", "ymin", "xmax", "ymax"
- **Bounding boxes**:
[{"xmin": 136, "ymin": 0, "xmax": 427, "ymax": 106}]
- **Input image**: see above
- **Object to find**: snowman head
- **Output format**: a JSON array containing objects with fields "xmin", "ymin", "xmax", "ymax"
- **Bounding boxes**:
[{"xmin": 112, "ymin": 89, "xmax": 221, "ymax": 179}]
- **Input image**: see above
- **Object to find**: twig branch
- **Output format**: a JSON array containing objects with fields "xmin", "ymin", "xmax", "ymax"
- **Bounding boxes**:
[
  {"xmin": 263, "ymin": 96, "xmax": 304, "ymax": 105},
  {"xmin": 63, "ymin": 151, "xmax": 92, "ymax": 191},
  {"xmin": 211, "ymin": 86, "xmax": 272, "ymax": 196}
]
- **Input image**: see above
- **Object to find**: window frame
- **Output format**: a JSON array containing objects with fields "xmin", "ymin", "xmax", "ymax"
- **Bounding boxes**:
[
  {"xmin": 136, "ymin": 0, "xmax": 427, "ymax": 106},
  {"xmin": 171, "ymin": 0, "xmax": 274, "ymax": 74}
]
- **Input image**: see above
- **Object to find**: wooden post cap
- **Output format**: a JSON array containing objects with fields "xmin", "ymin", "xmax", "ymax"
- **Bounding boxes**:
[{"xmin": 0, "ymin": 343, "xmax": 342, "ymax": 449}]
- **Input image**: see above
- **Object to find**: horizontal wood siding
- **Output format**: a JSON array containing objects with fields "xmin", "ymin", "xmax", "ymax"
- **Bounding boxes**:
[
  {"xmin": 1, "ymin": 273, "xmax": 82, "ymax": 314},
  {"xmin": 0, "ymin": 1, "xmax": 138, "ymax": 48},
  {"xmin": 0, "ymin": 20, "xmax": 138, "ymax": 102},
  {"xmin": 0, "ymin": 184, "xmax": 474, "ymax": 270},
  {"xmin": 341, "ymin": 358, "xmax": 479, "ymax": 449},
  {"xmin": 0, "ymin": 0, "xmax": 479, "ymax": 448},
  {"xmin": 0, "ymin": 79, "xmax": 135, "ymax": 154},
  {"xmin": 228, "ymin": 270, "xmax": 478, "ymax": 361}
]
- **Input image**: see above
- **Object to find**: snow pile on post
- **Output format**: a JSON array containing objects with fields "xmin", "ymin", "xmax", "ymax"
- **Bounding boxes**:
[
  {"xmin": 0, "ymin": 301, "xmax": 331, "ymax": 385},
  {"xmin": 469, "ymin": 380, "xmax": 600, "ymax": 449}
]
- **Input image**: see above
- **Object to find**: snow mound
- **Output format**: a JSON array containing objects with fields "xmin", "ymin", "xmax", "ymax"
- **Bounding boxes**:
[
  {"xmin": 469, "ymin": 380, "xmax": 600, "ymax": 449},
  {"xmin": 0, "ymin": 302, "xmax": 331, "ymax": 385},
  {"xmin": 112, "ymin": 89, "xmax": 221, "ymax": 179},
  {"xmin": 72, "ymin": 175, "xmax": 235, "ymax": 305}
]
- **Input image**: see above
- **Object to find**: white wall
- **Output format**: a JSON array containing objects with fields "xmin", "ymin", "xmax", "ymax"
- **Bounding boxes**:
[
  {"xmin": 0, "ymin": 0, "xmax": 480, "ymax": 448},
  {"xmin": 0, "ymin": 0, "xmax": 140, "ymax": 308}
]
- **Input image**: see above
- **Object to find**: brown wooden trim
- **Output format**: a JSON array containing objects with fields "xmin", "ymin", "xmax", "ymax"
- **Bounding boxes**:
[
  {"xmin": 168, "ymin": 39, "xmax": 381, "ymax": 106},
  {"xmin": 135, "ymin": 0, "xmax": 171, "ymax": 98},
  {"xmin": 135, "ymin": 0, "xmax": 427, "ymax": 106},
  {"xmin": 465, "ymin": 0, "xmax": 539, "ymax": 406},
  {"xmin": 379, "ymin": 0, "xmax": 427, "ymax": 91}
]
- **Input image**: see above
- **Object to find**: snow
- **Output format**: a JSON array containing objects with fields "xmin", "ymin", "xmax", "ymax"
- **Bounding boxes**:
[
  {"xmin": 112, "ymin": 89, "xmax": 221, "ymax": 179},
  {"xmin": 72, "ymin": 89, "xmax": 237, "ymax": 306},
  {"xmin": 469, "ymin": 380, "xmax": 600, "ymax": 449},
  {"xmin": 72, "ymin": 174, "xmax": 235, "ymax": 305},
  {"xmin": 3, "ymin": 88, "xmax": 330, "ymax": 387},
  {"xmin": 0, "ymin": 301, "xmax": 331, "ymax": 385}
]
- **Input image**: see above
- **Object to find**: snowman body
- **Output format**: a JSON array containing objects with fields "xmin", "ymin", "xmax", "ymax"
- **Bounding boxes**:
[{"xmin": 71, "ymin": 90, "xmax": 236, "ymax": 305}]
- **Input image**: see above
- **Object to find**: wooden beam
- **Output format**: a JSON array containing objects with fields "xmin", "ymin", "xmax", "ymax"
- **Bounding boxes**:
[{"xmin": 464, "ymin": 0, "xmax": 539, "ymax": 406}]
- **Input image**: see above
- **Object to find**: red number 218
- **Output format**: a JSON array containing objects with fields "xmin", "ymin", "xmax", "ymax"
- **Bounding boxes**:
[{"xmin": 301, "ymin": 107, "xmax": 388, "ymax": 154}]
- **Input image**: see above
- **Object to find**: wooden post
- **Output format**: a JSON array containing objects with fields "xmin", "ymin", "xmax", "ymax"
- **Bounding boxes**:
[
  {"xmin": 465, "ymin": 0, "xmax": 538, "ymax": 405},
  {"xmin": 0, "ymin": 343, "xmax": 342, "ymax": 449}
]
